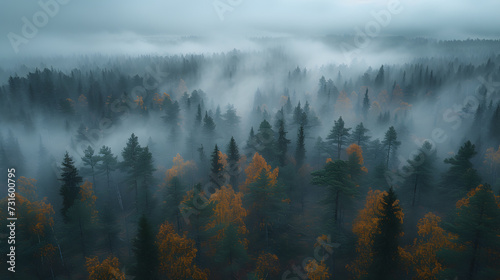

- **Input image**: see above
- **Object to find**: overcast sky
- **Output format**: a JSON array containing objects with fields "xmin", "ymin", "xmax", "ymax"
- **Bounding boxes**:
[{"xmin": 1, "ymin": 0, "xmax": 499, "ymax": 58}]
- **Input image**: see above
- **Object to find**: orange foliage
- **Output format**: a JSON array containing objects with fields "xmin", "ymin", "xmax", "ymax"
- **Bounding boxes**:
[
  {"xmin": 218, "ymin": 150, "xmax": 228, "ymax": 170},
  {"xmin": 165, "ymin": 154, "xmax": 196, "ymax": 182},
  {"xmin": 456, "ymin": 184, "xmax": 500, "ymax": 209},
  {"xmin": 401, "ymin": 212, "xmax": 459, "ymax": 280},
  {"xmin": 347, "ymin": 143, "xmax": 368, "ymax": 173},
  {"xmin": 85, "ymin": 255, "xmax": 125, "ymax": 280},
  {"xmin": 347, "ymin": 189, "xmax": 404, "ymax": 278},
  {"xmin": 206, "ymin": 186, "xmax": 248, "ymax": 242},
  {"xmin": 326, "ymin": 158, "xmax": 333, "ymax": 163},
  {"xmin": 305, "ymin": 260, "xmax": 331, "ymax": 280},
  {"xmin": 78, "ymin": 94, "xmax": 88, "ymax": 108},
  {"xmin": 134, "ymin": 96, "xmax": 145, "ymax": 110},
  {"xmin": 255, "ymin": 252, "xmax": 280, "ymax": 279},
  {"xmin": 80, "ymin": 181, "xmax": 99, "ymax": 223},
  {"xmin": 484, "ymin": 146, "xmax": 500, "ymax": 175},
  {"xmin": 241, "ymin": 153, "xmax": 279, "ymax": 192},
  {"xmin": 157, "ymin": 221, "xmax": 209, "ymax": 280}
]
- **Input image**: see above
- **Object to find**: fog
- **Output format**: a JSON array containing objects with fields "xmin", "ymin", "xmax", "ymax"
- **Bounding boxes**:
[{"xmin": 1, "ymin": 1, "xmax": 500, "ymax": 279}]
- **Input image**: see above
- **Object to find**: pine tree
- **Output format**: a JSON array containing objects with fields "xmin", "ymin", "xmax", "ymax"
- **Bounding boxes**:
[
  {"xmin": 442, "ymin": 140, "xmax": 481, "ymax": 196},
  {"xmin": 210, "ymin": 145, "xmax": 224, "ymax": 188},
  {"xmin": 295, "ymin": 125, "xmax": 306, "ymax": 168},
  {"xmin": 350, "ymin": 122, "xmax": 371, "ymax": 147},
  {"xmin": 131, "ymin": 215, "xmax": 158, "ymax": 280},
  {"xmin": 203, "ymin": 112, "xmax": 216, "ymax": 135},
  {"xmin": 326, "ymin": 116, "xmax": 351, "ymax": 159},
  {"xmin": 59, "ymin": 152, "xmax": 83, "ymax": 222},
  {"xmin": 441, "ymin": 185, "xmax": 500, "ymax": 280},
  {"xmin": 369, "ymin": 187, "xmax": 403, "ymax": 280},
  {"xmin": 227, "ymin": 137, "xmax": 241, "ymax": 189},
  {"xmin": 136, "ymin": 146, "xmax": 156, "ymax": 212},
  {"xmin": 245, "ymin": 127, "xmax": 257, "ymax": 157},
  {"xmin": 214, "ymin": 224, "xmax": 248, "ymax": 279},
  {"xmin": 311, "ymin": 160, "xmax": 357, "ymax": 229},
  {"xmin": 97, "ymin": 146, "xmax": 120, "ymax": 206},
  {"xmin": 382, "ymin": 126, "xmax": 401, "ymax": 168},
  {"xmin": 276, "ymin": 119, "xmax": 291, "ymax": 167},
  {"xmin": 81, "ymin": 145, "xmax": 100, "ymax": 190},
  {"xmin": 375, "ymin": 65, "xmax": 385, "ymax": 88},
  {"xmin": 402, "ymin": 141, "xmax": 436, "ymax": 206}
]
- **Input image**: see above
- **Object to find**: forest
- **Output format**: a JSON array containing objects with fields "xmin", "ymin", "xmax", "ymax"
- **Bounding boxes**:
[{"xmin": 0, "ymin": 37, "xmax": 499, "ymax": 279}]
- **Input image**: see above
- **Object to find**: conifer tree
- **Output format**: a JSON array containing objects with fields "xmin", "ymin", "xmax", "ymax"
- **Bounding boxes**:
[
  {"xmin": 82, "ymin": 145, "xmax": 100, "ymax": 189},
  {"xmin": 59, "ymin": 152, "xmax": 83, "ymax": 222},
  {"xmin": 295, "ymin": 125, "xmax": 306, "ymax": 168},
  {"xmin": 227, "ymin": 137, "xmax": 241, "ymax": 189},
  {"xmin": 382, "ymin": 126, "xmax": 401, "ymax": 168},
  {"xmin": 210, "ymin": 145, "xmax": 224, "ymax": 188},
  {"xmin": 131, "ymin": 215, "xmax": 158, "ymax": 280},
  {"xmin": 326, "ymin": 116, "xmax": 351, "ymax": 159},
  {"xmin": 276, "ymin": 119, "xmax": 291, "ymax": 167}
]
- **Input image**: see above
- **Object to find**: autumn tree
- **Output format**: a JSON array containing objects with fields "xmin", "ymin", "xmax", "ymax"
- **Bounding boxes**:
[
  {"xmin": 440, "ymin": 184, "xmax": 500, "ymax": 280},
  {"xmin": 305, "ymin": 260, "xmax": 331, "ymax": 280},
  {"xmin": 326, "ymin": 116, "xmax": 351, "ymax": 159},
  {"xmin": 86, "ymin": 255, "xmax": 125, "ymax": 280},
  {"xmin": 382, "ymin": 126, "xmax": 401, "ymax": 168},
  {"xmin": 157, "ymin": 221, "xmax": 209, "ymax": 280},
  {"xmin": 253, "ymin": 252, "xmax": 280, "ymax": 280},
  {"xmin": 402, "ymin": 212, "xmax": 458, "ymax": 280},
  {"xmin": 241, "ymin": 152, "xmax": 279, "ymax": 193},
  {"xmin": 131, "ymin": 215, "xmax": 158, "ymax": 280},
  {"xmin": 59, "ymin": 152, "xmax": 83, "ymax": 222}
]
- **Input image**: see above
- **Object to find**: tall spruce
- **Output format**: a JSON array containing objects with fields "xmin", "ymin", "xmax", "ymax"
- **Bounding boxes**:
[
  {"xmin": 210, "ymin": 145, "xmax": 224, "ymax": 188},
  {"xmin": 276, "ymin": 119, "xmax": 291, "ymax": 166},
  {"xmin": 227, "ymin": 137, "xmax": 241, "ymax": 189},
  {"xmin": 131, "ymin": 215, "xmax": 158, "ymax": 280},
  {"xmin": 326, "ymin": 116, "xmax": 351, "ymax": 159},
  {"xmin": 295, "ymin": 125, "xmax": 306, "ymax": 168},
  {"xmin": 59, "ymin": 152, "xmax": 83, "ymax": 222},
  {"xmin": 382, "ymin": 126, "xmax": 401, "ymax": 168}
]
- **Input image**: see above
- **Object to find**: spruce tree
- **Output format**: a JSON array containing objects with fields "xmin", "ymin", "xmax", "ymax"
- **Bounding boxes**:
[
  {"xmin": 362, "ymin": 89, "xmax": 370, "ymax": 120},
  {"xmin": 81, "ymin": 145, "xmax": 100, "ymax": 190},
  {"xmin": 256, "ymin": 120, "xmax": 276, "ymax": 163},
  {"xmin": 227, "ymin": 137, "xmax": 241, "ymax": 189},
  {"xmin": 210, "ymin": 145, "xmax": 224, "ymax": 188},
  {"xmin": 121, "ymin": 133, "xmax": 142, "ymax": 212},
  {"xmin": 295, "ymin": 125, "xmax": 306, "ymax": 168},
  {"xmin": 442, "ymin": 140, "xmax": 481, "ymax": 196},
  {"xmin": 350, "ymin": 122, "xmax": 370, "ymax": 147},
  {"xmin": 369, "ymin": 187, "xmax": 403, "ymax": 280},
  {"xmin": 131, "ymin": 215, "xmax": 158, "ymax": 280},
  {"xmin": 326, "ymin": 116, "xmax": 351, "ymax": 159},
  {"xmin": 59, "ymin": 152, "xmax": 83, "ymax": 222},
  {"xmin": 402, "ymin": 141, "xmax": 436, "ymax": 206},
  {"xmin": 276, "ymin": 119, "xmax": 291, "ymax": 166}
]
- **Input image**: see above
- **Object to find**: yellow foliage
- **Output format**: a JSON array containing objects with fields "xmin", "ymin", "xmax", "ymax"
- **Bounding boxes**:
[
  {"xmin": 80, "ymin": 181, "xmax": 99, "ymax": 223},
  {"xmin": 157, "ymin": 221, "xmax": 209, "ymax": 280},
  {"xmin": 326, "ymin": 158, "xmax": 332, "ymax": 163},
  {"xmin": 165, "ymin": 154, "xmax": 197, "ymax": 182},
  {"xmin": 85, "ymin": 255, "xmax": 125, "ymax": 280},
  {"xmin": 347, "ymin": 143, "xmax": 368, "ymax": 173},
  {"xmin": 456, "ymin": 184, "xmax": 500, "ymax": 209},
  {"xmin": 206, "ymin": 186, "xmax": 248, "ymax": 242},
  {"xmin": 241, "ymin": 152, "xmax": 279, "ymax": 193},
  {"xmin": 255, "ymin": 252, "xmax": 280, "ymax": 279},
  {"xmin": 402, "ymin": 212, "xmax": 459, "ymax": 280},
  {"xmin": 305, "ymin": 260, "xmax": 331, "ymax": 280}
]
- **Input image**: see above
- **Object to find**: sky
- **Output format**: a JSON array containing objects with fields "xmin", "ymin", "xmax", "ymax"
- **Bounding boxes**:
[{"xmin": 1, "ymin": 0, "xmax": 499, "ymax": 58}]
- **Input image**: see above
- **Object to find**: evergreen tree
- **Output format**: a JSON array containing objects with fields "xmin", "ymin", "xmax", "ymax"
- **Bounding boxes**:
[
  {"xmin": 442, "ymin": 140, "xmax": 482, "ymax": 196},
  {"xmin": 59, "ymin": 152, "xmax": 83, "ymax": 222},
  {"xmin": 97, "ymin": 145, "xmax": 121, "ymax": 208},
  {"xmin": 489, "ymin": 104, "xmax": 500, "ymax": 141},
  {"xmin": 311, "ymin": 160, "xmax": 357, "ymax": 229},
  {"xmin": 350, "ymin": 122, "xmax": 371, "ymax": 147},
  {"xmin": 245, "ymin": 127, "xmax": 257, "ymax": 157},
  {"xmin": 227, "ymin": 137, "xmax": 241, "ymax": 189},
  {"xmin": 369, "ymin": 187, "xmax": 403, "ymax": 280},
  {"xmin": 210, "ymin": 145, "xmax": 224, "ymax": 188},
  {"xmin": 441, "ymin": 184, "xmax": 500, "ymax": 280},
  {"xmin": 362, "ymin": 89, "xmax": 370, "ymax": 120},
  {"xmin": 402, "ymin": 141, "xmax": 437, "ymax": 206},
  {"xmin": 375, "ymin": 65, "xmax": 385, "ymax": 88},
  {"xmin": 121, "ymin": 133, "xmax": 142, "ymax": 212},
  {"xmin": 166, "ymin": 176, "xmax": 185, "ymax": 231},
  {"xmin": 214, "ymin": 224, "xmax": 248, "ymax": 279},
  {"xmin": 382, "ymin": 126, "xmax": 401, "ymax": 168},
  {"xmin": 276, "ymin": 119, "xmax": 291, "ymax": 166},
  {"xmin": 203, "ymin": 112, "xmax": 216, "ymax": 136},
  {"xmin": 326, "ymin": 116, "xmax": 351, "ymax": 159},
  {"xmin": 295, "ymin": 125, "xmax": 306, "ymax": 168},
  {"xmin": 137, "ymin": 146, "xmax": 156, "ymax": 212},
  {"xmin": 195, "ymin": 104, "xmax": 203, "ymax": 126},
  {"xmin": 81, "ymin": 145, "xmax": 100, "ymax": 190},
  {"xmin": 131, "ymin": 215, "xmax": 158, "ymax": 280},
  {"xmin": 256, "ymin": 120, "xmax": 276, "ymax": 163}
]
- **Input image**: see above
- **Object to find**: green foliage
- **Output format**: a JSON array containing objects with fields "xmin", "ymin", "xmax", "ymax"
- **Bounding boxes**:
[
  {"xmin": 326, "ymin": 116, "xmax": 351, "ymax": 159},
  {"xmin": 131, "ymin": 215, "xmax": 159, "ymax": 280},
  {"xmin": 60, "ymin": 151, "xmax": 83, "ymax": 222}
]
